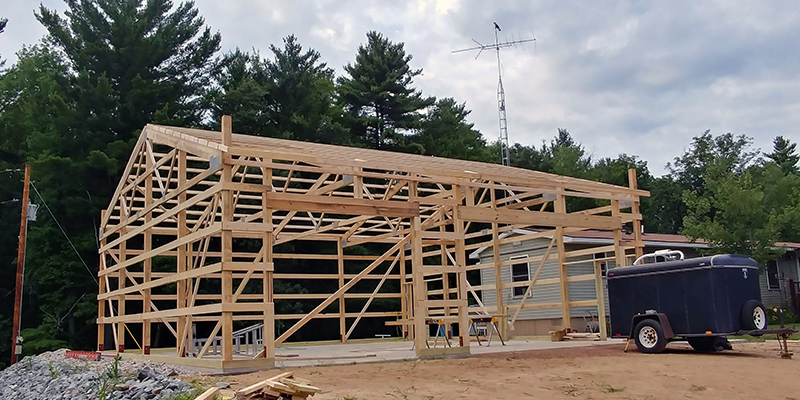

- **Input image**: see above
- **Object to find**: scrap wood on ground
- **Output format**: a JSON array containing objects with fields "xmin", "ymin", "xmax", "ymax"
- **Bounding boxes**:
[{"xmin": 235, "ymin": 371, "xmax": 322, "ymax": 399}]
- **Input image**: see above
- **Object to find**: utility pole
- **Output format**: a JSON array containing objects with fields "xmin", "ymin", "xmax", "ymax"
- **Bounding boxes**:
[
  {"xmin": 453, "ymin": 23, "xmax": 535, "ymax": 166},
  {"xmin": 11, "ymin": 164, "xmax": 30, "ymax": 365}
]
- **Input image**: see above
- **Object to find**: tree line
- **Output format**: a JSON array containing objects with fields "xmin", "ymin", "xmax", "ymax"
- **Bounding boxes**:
[{"xmin": 1, "ymin": 0, "xmax": 799, "ymax": 365}]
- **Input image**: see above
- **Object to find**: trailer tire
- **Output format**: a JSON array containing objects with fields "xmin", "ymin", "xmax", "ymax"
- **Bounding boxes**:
[
  {"xmin": 633, "ymin": 319, "xmax": 668, "ymax": 353},
  {"xmin": 741, "ymin": 300, "xmax": 767, "ymax": 332}
]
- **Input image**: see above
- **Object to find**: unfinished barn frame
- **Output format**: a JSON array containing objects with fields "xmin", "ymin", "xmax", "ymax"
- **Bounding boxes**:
[{"xmin": 96, "ymin": 117, "xmax": 647, "ymax": 369}]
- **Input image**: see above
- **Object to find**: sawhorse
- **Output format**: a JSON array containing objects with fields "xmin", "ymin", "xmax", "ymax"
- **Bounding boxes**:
[{"xmin": 470, "ymin": 316, "xmax": 505, "ymax": 347}]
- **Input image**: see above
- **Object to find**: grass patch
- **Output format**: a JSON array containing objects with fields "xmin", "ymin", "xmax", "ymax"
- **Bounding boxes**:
[
  {"xmin": 690, "ymin": 384, "xmax": 707, "ymax": 392},
  {"xmin": 162, "ymin": 389, "xmax": 202, "ymax": 400},
  {"xmin": 728, "ymin": 323, "xmax": 800, "ymax": 342}
]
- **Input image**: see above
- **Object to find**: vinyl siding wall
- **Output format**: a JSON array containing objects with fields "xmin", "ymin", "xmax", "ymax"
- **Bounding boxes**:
[
  {"xmin": 477, "ymin": 239, "xmax": 604, "ymax": 321},
  {"xmin": 760, "ymin": 254, "xmax": 799, "ymax": 307}
]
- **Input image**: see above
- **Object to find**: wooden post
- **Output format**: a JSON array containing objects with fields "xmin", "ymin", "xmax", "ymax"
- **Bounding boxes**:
[
  {"xmin": 97, "ymin": 210, "xmax": 107, "ymax": 352},
  {"xmin": 593, "ymin": 259, "xmax": 608, "ymax": 340},
  {"xmin": 628, "ymin": 168, "xmax": 644, "ymax": 258},
  {"xmin": 10, "ymin": 164, "xmax": 30, "ymax": 365},
  {"xmin": 337, "ymin": 241, "xmax": 346, "ymax": 342},
  {"xmin": 399, "ymin": 249, "xmax": 408, "ymax": 338},
  {"xmin": 440, "ymin": 224, "xmax": 451, "ymax": 336},
  {"xmin": 408, "ymin": 180, "xmax": 427, "ymax": 353},
  {"xmin": 612, "ymin": 199, "xmax": 624, "ymax": 268},
  {"xmin": 220, "ymin": 115, "xmax": 234, "ymax": 361},
  {"xmin": 117, "ymin": 229, "xmax": 127, "ymax": 353},
  {"xmin": 176, "ymin": 150, "xmax": 188, "ymax": 356},
  {"xmin": 489, "ymin": 184, "xmax": 506, "ymax": 339},
  {"xmin": 143, "ymin": 143, "xmax": 153, "ymax": 355},
  {"xmin": 411, "ymin": 215, "xmax": 427, "ymax": 353},
  {"xmin": 555, "ymin": 193, "xmax": 570, "ymax": 329},
  {"xmin": 453, "ymin": 185, "xmax": 469, "ymax": 348},
  {"xmin": 262, "ymin": 165, "xmax": 275, "ymax": 359}
]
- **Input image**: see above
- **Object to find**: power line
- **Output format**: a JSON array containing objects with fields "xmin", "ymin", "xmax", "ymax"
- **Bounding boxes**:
[{"xmin": 30, "ymin": 182, "xmax": 99, "ymax": 286}]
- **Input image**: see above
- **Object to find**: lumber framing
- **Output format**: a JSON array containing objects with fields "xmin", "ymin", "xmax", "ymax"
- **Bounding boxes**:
[{"xmin": 97, "ymin": 117, "xmax": 647, "ymax": 368}]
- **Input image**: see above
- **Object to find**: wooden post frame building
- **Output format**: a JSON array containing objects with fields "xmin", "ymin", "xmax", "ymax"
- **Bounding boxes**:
[{"xmin": 96, "ymin": 117, "xmax": 648, "ymax": 369}]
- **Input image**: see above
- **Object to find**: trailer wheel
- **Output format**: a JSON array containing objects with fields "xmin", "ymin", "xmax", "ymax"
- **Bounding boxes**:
[
  {"xmin": 741, "ymin": 300, "xmax": 767, "ymax": 332},
  {"xmin": 634, "ymin": 319, "xmax": 668, "ymax": 353}
]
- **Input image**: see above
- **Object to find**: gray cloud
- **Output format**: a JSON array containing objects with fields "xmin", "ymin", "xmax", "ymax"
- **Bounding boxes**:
[{"xmin": 3, "ymin": 0, "xmax": 800, "ymax": 175}]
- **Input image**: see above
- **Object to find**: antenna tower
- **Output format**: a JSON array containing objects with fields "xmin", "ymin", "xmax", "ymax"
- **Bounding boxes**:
[{"xmin": 453, "ymin": 23, "xmax": 535, "ymax": 166}]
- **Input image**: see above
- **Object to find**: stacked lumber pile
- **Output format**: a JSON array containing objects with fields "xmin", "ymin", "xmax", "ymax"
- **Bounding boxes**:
[{"xmin": 236, "ymin": 371, "xmax": 321, "ymax": 399}]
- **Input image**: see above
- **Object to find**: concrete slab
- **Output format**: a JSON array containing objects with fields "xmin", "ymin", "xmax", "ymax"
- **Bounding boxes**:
[{"xmin": 273, "ymin": 338, "xmax": 626, "ymax": 369}]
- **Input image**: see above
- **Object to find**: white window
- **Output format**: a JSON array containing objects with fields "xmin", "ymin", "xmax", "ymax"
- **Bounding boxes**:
[
  {"xmin": 510, "ymin": 255, "xmax": 530, "ymax": 297},
  {"xmin": 766, "ymin": 261, "xmax": 780, "ymax": 291}
]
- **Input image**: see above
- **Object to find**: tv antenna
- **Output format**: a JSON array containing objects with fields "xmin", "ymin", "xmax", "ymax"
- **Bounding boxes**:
[{"xmin": 453, "ymin": 23, "xmax": 535, "ymax": 167}]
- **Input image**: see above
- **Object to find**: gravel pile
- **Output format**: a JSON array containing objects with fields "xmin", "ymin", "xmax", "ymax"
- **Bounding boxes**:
[{"xmin": 0, "ymin": 349, "xmax": 200, "ymax": 399}]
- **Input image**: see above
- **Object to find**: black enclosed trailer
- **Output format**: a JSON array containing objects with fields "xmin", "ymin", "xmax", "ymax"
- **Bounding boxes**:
[{"xmin": 607, "ymin": 254, "xmax": 770, "ymax": 353}]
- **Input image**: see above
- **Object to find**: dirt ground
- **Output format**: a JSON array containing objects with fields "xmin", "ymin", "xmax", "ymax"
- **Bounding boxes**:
[{"xmin": 222, "ymin": 341, "xmax": 798, "ymax": 400}]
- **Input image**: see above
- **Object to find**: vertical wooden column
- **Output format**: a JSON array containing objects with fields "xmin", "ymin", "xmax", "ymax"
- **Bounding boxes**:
[
  {"xmin": 440, "ymin": 224, "xmax": 451, "ymax": 336},
  {"xmin": 176, "ymin": 150, "xmax": 188, "ymax": 356},
  {"xmin": 408, "ymin": 180, "xmax": 427, "ymax": 353},
  {"xmin": 555, "ymin": 193, "xmax": 570, "ymax": 329},
  {"xmin": 337, "ymin": 241, "xmax": 346, "ymax": 342},
  {"xmin": 593, "ymin": 259, "xmax": 608, "ymax": 340},
  {"xmin": 220, "ymin": 115, "xmax": 234, "ymax": 361},
  {"xmin": 399, "ymin": 249, "xmax": 408, "ymax": 338},
  {"xmin": 411, "ymin": 215, "xmax": 426, "ymax": 354},
  {"xmin": 489, "ymin": 184, "xmax": 506, "ymax": 339},
  {"xmin": 628, "ymin": 168, "xmax": 644, "ymax": 258},
  {"xmin": 262, "ymin": 165, "xmax": 275, "ymax": 359},
  {"xmin": 116, "ymin": 228, "xmax": 127, "ymax": 353},
  {"xmin": 453, "ymin": 185, "xmax": 469, "ymax": 348},
  {"xmin": 142, "ymin": 142, "xmax": 153, "ymax": 355},
  {"xmin": 97, "ymin": 210, "xmax": 107, "ymax": 352},
  {"xmin": 612, "ymin": 199, "xmax": 625, "ymax": 268}
]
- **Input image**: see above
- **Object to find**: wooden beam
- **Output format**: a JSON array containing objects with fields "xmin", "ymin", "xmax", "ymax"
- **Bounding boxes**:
[
  {"xmin": 99, "ymin": 263, "xmax": 222, "ymax": 300},
  {"xmin": 337, "ymin": 241, "xmax": 346, "ymax": 343},
  {"xmin": 628, "ymin": 168, "xmax": 644, "ymax": 258},
  {"xmin": 266, "ymin": 192, "xmax": 420, "ymax": 218},
  {"xmin": 456, "ymin": 206, "xmax": 621, "ymax": 230},
  {"xmin": 99, "ymin": 223, "xmax": 222, "ymax": 277},
  {"xmin": 555, "ymin": 193, "xmax": 570, "ymax": 329},
  {"xmin": 594, "ymin": 260, "xmax": 608, "ymax": 340},
  {"xmin": 220, "ymin": 115, "xmax": 234, "ymax": 362}
]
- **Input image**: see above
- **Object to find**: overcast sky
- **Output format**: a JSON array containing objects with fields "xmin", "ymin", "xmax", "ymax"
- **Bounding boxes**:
[{"xmin": 3, "ymin": 1, "xmax": 800, "ymax": 176}]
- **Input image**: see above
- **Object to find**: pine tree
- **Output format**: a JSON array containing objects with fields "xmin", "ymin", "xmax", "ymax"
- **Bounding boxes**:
[
  {"xmin": 0, "ymin": 17, "xmax": 7, "ymax": 65},
  {"xmin": 266, "ymin": 35, "xmax": 346, "ymax": 143},
  {"xmin": 0, "ymin": 0, "xmax": 223, "ymax": 354},
  {"xmin": 205, "ymin": 49, "xmax": 273, "ymax": 136},
  {"xmin": 412, "ymin": 98, "xmax": 492, "ymax": 162},
  {"xmin": 36, "ymin": 0, "xmax": 221, "ymax": 136},
  {"xmin": 338, "ymin": 31, "xmax": 434, "ymax": 150},
  {"xmin": 766, "ymin": 136, "xmax": 800, "ymax": 175}
]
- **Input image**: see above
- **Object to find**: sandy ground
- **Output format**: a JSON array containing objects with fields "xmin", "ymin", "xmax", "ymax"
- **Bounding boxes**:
[{"xmin": 220, "ymin": 341, "xmax": 798, "ymax": 400}]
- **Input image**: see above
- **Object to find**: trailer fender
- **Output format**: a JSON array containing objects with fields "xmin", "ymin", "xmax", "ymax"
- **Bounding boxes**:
[{"xmin": 630, "ymin": 313, "xmax": 674, "ymax": 340}]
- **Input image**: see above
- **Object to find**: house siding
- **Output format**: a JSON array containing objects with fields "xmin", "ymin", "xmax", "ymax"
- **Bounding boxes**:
[
  {"xmin": 760, "ymin": 256, "xmax": 799, "ymax": 307},
  {"xmin": 477, "ymin": 239, "xmax": 603, "ymax": 321}
]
